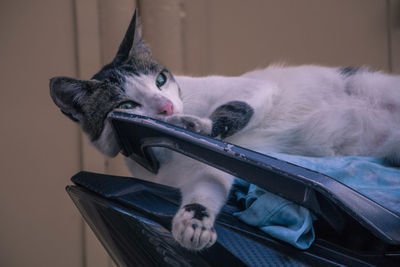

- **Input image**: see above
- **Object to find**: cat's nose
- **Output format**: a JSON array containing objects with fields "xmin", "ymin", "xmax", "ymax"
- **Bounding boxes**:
[{"xmin": 158, "ymin": 100, "xmax": 174, "ymax": 116}]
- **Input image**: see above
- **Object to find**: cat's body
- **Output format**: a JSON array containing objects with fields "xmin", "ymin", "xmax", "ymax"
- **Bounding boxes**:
[
  {"xmin": 50, "ymin": 11, "xmax": 399, "ymax": 250},
  {"xmin": 178, "ymin": 65, "xmax": 400, "ymax": 158},
  {"xmin": 128, "ymin": 65, "xmax": 400, "ymax": 182}
]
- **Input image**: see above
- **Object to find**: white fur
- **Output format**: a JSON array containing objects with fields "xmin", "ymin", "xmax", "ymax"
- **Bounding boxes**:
[
  {"xmin": 177, "ymin": 65, "xmax": 400, "ymax": 159},
  {"xmin": 123, "ymin": 74, "xmax": 183, "ymax": 117},
  {"xmin": 97, "ymin": 64, "xmax": 400, "ymax": 250},
  {"xmin": 92, "ymin": 120, "xmax": 120, "ymax": 157}
]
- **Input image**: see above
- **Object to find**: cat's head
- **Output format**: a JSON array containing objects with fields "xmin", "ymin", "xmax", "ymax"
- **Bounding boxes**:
[{"xmin": 50, "ymin": 10, "xmax": 183, "ymax": 157}]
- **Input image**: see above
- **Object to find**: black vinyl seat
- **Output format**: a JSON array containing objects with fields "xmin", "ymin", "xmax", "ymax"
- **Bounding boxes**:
[{"xmin": 66, "ymin": 112, "xmax": 400, "ymax": 266}]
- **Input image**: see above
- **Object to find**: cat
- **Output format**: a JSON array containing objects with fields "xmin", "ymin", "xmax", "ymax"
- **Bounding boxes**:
[{"xmin": 50, "ymin": 10, "xmax": 400, "ymax": 250}]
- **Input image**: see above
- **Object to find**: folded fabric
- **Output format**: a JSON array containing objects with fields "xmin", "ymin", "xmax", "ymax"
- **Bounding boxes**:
[
  {"xmin": 233, "ymin": 152, "xmax": 400, "ymax": 250},
  {"xmin": 234, "ymin": 180, "xmax": 315, "ymax": 250}
]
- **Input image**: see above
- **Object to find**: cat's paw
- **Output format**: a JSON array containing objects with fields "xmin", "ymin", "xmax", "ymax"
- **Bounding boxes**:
[
  {"xmin": 172, "ymin": 203, "xmax": 217, "ymax": 250},
  {"xmin": 165, "ymin": 115, "xmax": 212, "ymax": 135}
]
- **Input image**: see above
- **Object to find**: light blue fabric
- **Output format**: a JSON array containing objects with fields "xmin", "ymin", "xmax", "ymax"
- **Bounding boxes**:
[
  {"xmin": 267, "ymin": 153, "xmax": 400, "ymax": 216},
  {"xmin": 233, "ymin": 153, "xmax": 400, "ymax": 250},
  {"xmin": 234, "ymin": 180, "xmax": 315, "ymax": 250}
]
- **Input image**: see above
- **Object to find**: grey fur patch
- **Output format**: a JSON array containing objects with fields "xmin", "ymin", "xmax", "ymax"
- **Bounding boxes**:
[
  {"xmin": 339, "ymin": 66, "xmax": 372, "ymax": 77},
  {"xmin": 210, "ymin": 101, "xmax": 254, "ymax": 139},
  {"xmin": 50, "ymin": 77, "xmax": 127, "ymax": 140},
  {"xmin": 79, "ymin": 83, "xmax": 126, "ymax": 140},
  {"xmin": 50, "ymin": 9, "xmax": 167, "ymax": 141}
]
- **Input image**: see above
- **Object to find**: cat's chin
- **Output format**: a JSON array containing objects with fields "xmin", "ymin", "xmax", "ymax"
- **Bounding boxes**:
[
  {"xmin": 92, "ymin": 138, "xmax": 120, "ymax": 157},
  {"xmin": 91, "ymin": 120, "xmax": 121, "ymax": 157}
]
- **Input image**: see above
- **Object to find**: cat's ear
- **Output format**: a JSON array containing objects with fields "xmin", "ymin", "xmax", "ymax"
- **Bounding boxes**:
[
  {"xmin": 49, "ymin": 77, "xmax": 98, "ymax": 122},
  {"xmin": 113, "ymin": 8, "xmax": 151, "ymax": 64}
]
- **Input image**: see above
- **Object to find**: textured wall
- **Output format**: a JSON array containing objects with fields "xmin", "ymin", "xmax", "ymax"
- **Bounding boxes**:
[{"xmin": 0, "ymin": 0, "xmax": 82, "ymax": 266}]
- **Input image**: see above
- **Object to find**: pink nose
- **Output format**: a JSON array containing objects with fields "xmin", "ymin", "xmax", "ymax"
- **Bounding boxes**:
[{"xmin": 158, "ymin": 100, "xmax": 174, "ymax": 116}]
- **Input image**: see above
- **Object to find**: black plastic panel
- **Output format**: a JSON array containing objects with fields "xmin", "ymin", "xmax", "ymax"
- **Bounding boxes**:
[
  {"xmin": 109, "ymin": 111, "xmax": 400, "ymax": 245},
  {"xmin": 68, "ymin": 171, "xmax": 400, "ymax": 266}
]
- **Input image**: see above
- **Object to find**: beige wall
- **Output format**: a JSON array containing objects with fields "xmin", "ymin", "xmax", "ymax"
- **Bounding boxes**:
[
  {"xmin": 0, "ymin": 0, "xmax": 398, "ymax": 266},
  {"xmin": 0, "ymin": 0, "xmax": 82, "ymax": 266},
  {"xmin": 0, "ymin": 0, "xmax": 133, "ymax": 266},
  {"xmin": 143, "ymin": 0, "xmax": 394, "ymax": 76}
]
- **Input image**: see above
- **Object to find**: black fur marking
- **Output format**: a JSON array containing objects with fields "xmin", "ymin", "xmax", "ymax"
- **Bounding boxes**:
[
  {"xmin": 112, "ymin": 9, "xmax": 152, "ymax": 64},
  {"xmin": 92, "ymin": 8, "xmax": 164, "ymax": 86},
  {"xmin": 114, "ymin": 9, "xmax": 137, "ymax": 63},
  {"xmin": 210, "ymin": 101, "xmax": 254, "ymax": 139},
  {"xmin": 183, "ymin": 203, "xmax": 209, "ymax": 220},
  {"xmin": 339, "ymin": 66, "xmax": 373, "ymax": 77},
  {"xmin": 339, "ymin": 67, "xmax": 360, "ymax": 77}
]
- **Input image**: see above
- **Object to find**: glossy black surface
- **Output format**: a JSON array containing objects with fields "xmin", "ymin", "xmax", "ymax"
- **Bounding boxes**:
[
  {"xmin": 109, "ymin": 111, "xmax": 400, "ymax": 245},
  {"xmin": 66, "ymin": 111, "xmax": 400, "ymax": 266},
  {"xmin": 68, "ymin": 172, "xmax": 400, "ymax": 266}
]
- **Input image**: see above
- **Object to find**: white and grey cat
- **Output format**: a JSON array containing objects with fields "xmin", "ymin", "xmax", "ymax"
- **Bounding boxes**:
[{"xmin": 50, "ymin": 10, "xmax": 400, "ymax": 250}]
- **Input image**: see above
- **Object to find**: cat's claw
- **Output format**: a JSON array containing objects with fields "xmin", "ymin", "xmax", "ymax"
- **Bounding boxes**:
[
  {"xmin": 172, "ymin": 203, "xmax": 217, "ymax": 250},
  {"xmin": 180, "ymin": 118, "xmax": 203, "ymax": 133}
]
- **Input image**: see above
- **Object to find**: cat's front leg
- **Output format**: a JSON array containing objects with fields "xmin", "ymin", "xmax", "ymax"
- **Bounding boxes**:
[
  {"xmin": 172, "ymin": 203, "xmax": 217, "ymax": 250},
  {"xmin": 164, "ymin": 114, "xmax": 212, "ymax": 135},
  {"xmin": 171, "ymin": 166, "xmax": 233, "ymax": 250}
]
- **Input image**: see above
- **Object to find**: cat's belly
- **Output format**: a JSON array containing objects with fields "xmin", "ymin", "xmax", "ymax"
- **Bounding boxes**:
[{"xmin": 226, "ymin": 105, "xmax": 398, "ymax": 158}]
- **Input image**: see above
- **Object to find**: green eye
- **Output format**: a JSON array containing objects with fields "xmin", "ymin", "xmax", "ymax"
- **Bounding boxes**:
[
  {"xmin": 118, "ymin": 101, "xmax": 140, "ymax": 109},
  {"xmin": 156, "ymin": 72, "xmax": 167, "ymax": 88}
]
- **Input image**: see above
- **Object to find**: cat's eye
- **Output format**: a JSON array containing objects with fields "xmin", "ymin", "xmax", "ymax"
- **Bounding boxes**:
[
  {"xmin": 118, "ymin": 101, "xmax": 140, "ymax": 110},
  {"xmin": 156, "ymin": 72, "xmax": 167, "ymax": 88}
]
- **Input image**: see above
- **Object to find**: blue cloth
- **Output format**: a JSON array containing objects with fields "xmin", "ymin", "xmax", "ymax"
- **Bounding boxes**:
[
  {"xmin": 233, "ymin": 153, "xmax": 400, "ymax": 250},
  {"xmin": 234, "ymin": 180, "xmax": 315, "ymax": 250}
]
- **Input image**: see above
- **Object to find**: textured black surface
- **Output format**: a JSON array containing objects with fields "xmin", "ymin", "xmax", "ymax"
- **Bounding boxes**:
[
  {"xmin": 70, "ymin": 171, "xmax": 400, "ymax": 266},
  {"xmin": 217, "ymin": 226, "xmax": 308, "ymax": 267}
]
